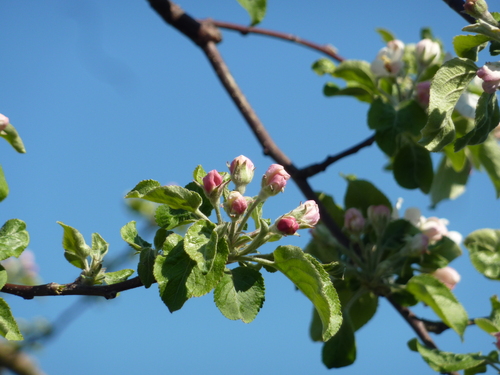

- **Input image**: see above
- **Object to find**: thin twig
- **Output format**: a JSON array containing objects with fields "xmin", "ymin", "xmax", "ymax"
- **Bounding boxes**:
[{"xmin": 207, "ymin": 20, "xmax": 345, "ymax": 62}]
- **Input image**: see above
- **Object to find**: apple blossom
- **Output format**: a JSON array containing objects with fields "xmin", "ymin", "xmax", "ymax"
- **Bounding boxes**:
[
  {"xmin": 477, "ymin": 63, "xmax": 500, "ymax": 94},
  {"xmin": 260, "ymin": 164, "xmax": 290, "ymax": 197},
  {"xmin": 202, "ymin": 170, "xmax": 223, "ymax": 196},
  {"xmin": 415, "ymin": 39, "xmax": 440, "ymax": 69},
  {"xmin": 229, "ymin": 155, "xmax": 255, "ymax": 193},
  {"xmin": 287, "ymin": 200, "xmax": 320, "ymax": 228},
  {"xmin": 432, "ymin": 266, "xmax": 461, "ymax": 290},
  {"xmin": 276, "ymin": 216, "xmax": 299, "ymax": 236},
  {"xmin": 370, "ymin": 40, "xmax": 405, "ymax": 77},
  {"xmin": 344, "ymin": 207, "xmax": 365, "ymax": 234},
  {"xmin": 0, "ymin": 114, "xmax": 9, "ymax": 132},
  {"xmin": 224, "ymin": 191, "xmax": 248, "ymax": 216}
]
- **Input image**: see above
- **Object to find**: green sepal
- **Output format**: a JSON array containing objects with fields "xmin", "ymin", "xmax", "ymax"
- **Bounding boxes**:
[
  {"xmin": 0, "ymin": 219, "xmax": 29, "ymax": 262},
  {"xmin": 272, "ymin": 245, "xmax": 342, "ymax": 341},
  {"xmin": 0, "ymin": 166, "xmax": 8, "ymax": 202},
  {"xmin": 430, "ymin": 155, "xmax": 470, "ymax": 208},
  {"xmin": 393, "ymin": 142, "xmax": 433, "ymax": 193},
  {"xmin": 138, "ymin": 247, "xmax": 157, "ymax": 288},
  {"xmin": 91, "ymin": 232, "xmax": 108, "ymax": 262},
  {"xmin": 103, "ymin": 269, "xmax": 134, "ymax": 285},
  {"xmin": 312, "ymin": 58, "xmax": 336, "ymax": 76},
  {"xmin": 453, "ymin": 34, "xmax": 489, "ymax": 60},
  {"xmin": 126, "ymin": 181, "xmax": 203, "ymax": 213},
  {"xmin": 0, "ymin": 123, "xmax": 26, "ymax": 153},
  {"xmin": 343, "ymin": 177, "xmax": 392, "ymax": 215},
  {"xmin": 455, "ymin": 92, "xmax": 500, "ymax": 151},
  {"xmin": 213, "ymin": 267, "xmax": 265, "ymax": 323},
  {"xmin": 408, "ymin": 338, "xmax": 488, "ymax": 373},
  {"xmin": 464, "ymin": 228, "xmax": 500, "ymax": 279},
  {"xmin": 406, "ymin": 274, "xmax": 468, "ymax": 339},
  {"xmin": 419, "ymin": 58, "xmax": 478, "ymax": 151},
  {"xmin": 0, "ymin": 297, "xmax": 23, "ymax": 340},
  {"xmin": 321, "ymin": 314, "xmax": 356, "ymax": 369},
  {"xmin": 192, "ymin": 165, "xmax": 206, "ymax": 185},
  {"xmin": 120, "ymin": 221, "xmax": 152, "ymax": 251},
  {"xmin": 237, "ymin": 0, "xmax": 266, "ymax": 26}
]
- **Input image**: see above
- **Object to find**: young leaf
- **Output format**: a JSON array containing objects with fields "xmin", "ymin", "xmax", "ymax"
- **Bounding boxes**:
[
  {"xmin": 127, "ymin": 184, "xmax": 203, "ymax": 213},
  {"xmin": 474, "ymin": 317, "xmax": 500, "ymax": 334},
  {"xmin": 409, "ymin": 338, "xmax": 487, "ymax": 372},
  {"xmin": 103, "ymin": 269, "xmax": 134, "ymax": 285},
  {"xmin": 406, "ymin": 274, "xmax": 468, "ymax": 338},
  {"xmin": 0, "ymin": 123, "xmax": 26, "ymax": 153},
  {"xmin": 393, "ymin": 142, "xmax": 433, "ymax": 193},
  {"xmin": 272, "ymin": 245, "xmax": 342, "ymax": 341},
  {"xmin": 0, "ymin": 166, "xmax": 8, "ymax": 202},
  {"xmin": 192, "ymin": 165, "xmax": 206, "ymax": 185},
  {"xmin": 464, "ymin": 228, "xmax": 500, "ymax": 279},
  {"xmin": 125, "ymin": 179, "xmax": 161, "ymax": 198},
  {"xmin": 213, "ymin": 267, "xmax": 265, "ymax": 323},
  {"xmin": 376, "ymin": 28, "xmax": 395, "ymax": 42},
  {"xmin": 455, "ymin": 92, "xmax": 500, "ymax": 151},
  {"xmin": 91, "ymin": 232, "xmax": 108, "ymax": 262},
  {"xmin": 0, "ymin": 266, "xmax": 7, "ymax": 290},
  {"xmin": 322, "ymin": 315, "xmax": 356, "ymax": 369},
  {"xmin": 430, "ymin": 156, "xmax": 470, "ymax": 208},
  {"xmin": 332, "ymin": 60, "xmax": 376, "ymax": 94},
  {"xmin": 237, "ymin": 0, "xmax": 266, "ymax": 26},
  {"xmin": 120, "ymin": 221, "xmax": 152, "ymax": 251},
  {"xmin": 57, "ymin": 222, "xmax": 91, "ymax": 269},
  {"xmin": 138, "ymin": 247, "xmax": 157, "ymax": 288},
  {"xmin": 347, "ymin": 291, "xmax": 378, "ymax": 332},
  {"xmin": 323, "ymin": 83, "xmax": 373, "ymax": 103},
  {"xmin": 419, "ymin": 58, "xmax": 478, "ymax": 151},
  {"xmin": 453, "ymin": 34, "xmax": 489, "ymax": 60},
  {"xmin": 0, "ymin": 219, "xmax": 29, "ymax": 261},
  {"xmin": 0, "ymin": 297, "xmax": 23, "ymax": 340},
  {"xmin": 344, "ymin": 178, "xmax": 392, "ymax": 215},
  {"xmin": 312, "ymin": 58, "xmax": 336, "ymax": 76}
]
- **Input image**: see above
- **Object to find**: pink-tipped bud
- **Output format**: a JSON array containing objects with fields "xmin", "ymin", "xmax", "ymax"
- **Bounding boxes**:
[
  {"xmin": 432, "ymin": 266, "xmax": 461, "ymax": 290},
  {"xmin": 276, "ymin": 216, "xmax": 299, "ymax": 236},
  {"xmin": 297, "ymin": 200, "xmax": 320, "ymax": 227},
  {"xmin": 260, "ymin": 164, "xmax": 290, "ymax": 197},
  {"xmin": 0, "ymin": 114, "xmax": 9, "ymax": 132},
  {"xmin": 225, "ymin": 191, "xmax": 248, "ymax": 216},
  {"xmin": 202, "ymin": 170, "xmax": 223, "ymax": 196},
  {"xmin": 229, "ymin": 155, "xmax": 255, "ymax": 193},
  {"xmin": 416, "ymin": 81, "xmax": 431, "ymax": 107},
  {"xmin": 344, "ymin": 208, "xmax": 365, "ymax": 234},
  {"xmin": 493, "ymin": 332, "xmax": 500, "ymax": 350},
  {"xmin": 415, "ymin": 39, "xmax": 441, "ymax": 69},
  {"xmin": 477, "ymin": 63, "xmax": 500, "ymax": 94}
]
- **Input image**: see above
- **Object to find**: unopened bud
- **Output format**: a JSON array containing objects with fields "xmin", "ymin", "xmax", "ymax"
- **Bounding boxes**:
[
  {"xmin": 229, "ymin": 155, "xmax": 255, "ymax": 194},
  {"xmin": 224, "ymin": 191, "xmax": 248, "ymax": 216},
  {"xmin": 464, "ymin": 0, "xmax": 498, "ymax": 26},
  {"xmin": 477, "ymin": 63, "xmax": 500, "ymax": 94},
  {"xmin": 202, "ymin": 170, "xmax": 223, "ymax": 196},
  {"xmin": 432, "ymin": 266, "xmax": 460, "ymax": 290},
  {"xmin": 415, "ymin": 39, "xmax": 441, "ymax": 69},
  {"xmin": 259, "ymin": 164, "xmax": 290, "ymax": 198},
  {"xmin": 276, "ymin": 216, "xmax": 299, "ymax": 236},
  {"xmin": 0, "ymin": 114, "xmax": 9, "ymax": 132},
  {"xmin": 344, "ymin": 208, "xmax": 365, "ymax": 235}
]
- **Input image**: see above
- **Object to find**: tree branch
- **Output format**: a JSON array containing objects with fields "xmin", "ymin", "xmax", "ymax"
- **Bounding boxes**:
[
  {"xmin": 441, "ymin": 0, "xmax": 476, "ymax": 24},
  {"xmin": 207, "ymin": 20, "xmax": 345, "ymax": 62}
]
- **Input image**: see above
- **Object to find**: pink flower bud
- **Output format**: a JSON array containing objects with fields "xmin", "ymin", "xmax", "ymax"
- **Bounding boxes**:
[
  {"xmin": 261, "ymin": 164, "xmax": 290, "ymax": 197},
  {"xmin": 415, "ymin": 39, "xmax": 441, "ymax": 68},
  {"xmin": 432, "ymin": 266, "xmax": 461, "ymax": 290},
  {"xmin": 225, "ymin": 191, "xmax": 248, "ymax": 216},
  {"xmin": 276, "ymin": 216, "xmax": 299, "ymax": 236},
  {"xmin": 344, "ymin": 208, "xmax": 365, "ymax": 234},
  {"xmin": 298, "ymin": 200, "xmax": 320, "ymax": 227},
  {"xmin": 229, "ymin": 155, "xmax": 255, "ymax": 192},
  {"xmin": 420, "ymin": 217, "xmax": 448, "ymax": 242},
  {"xmin": 370, "ymin": 40, "xmax": 405, "ymax": 77},
  {"xmin": 416, "ymin": 81, "xmax": 431, "ymax": 107},
  {"xmin": 202, "ymin": 170, "xmax": 223, "ymax": 196},
  {"xmin": 493, "ymin": 332, "xmax": 500, "ymax": 350},
  {"xmin": 0, "ymin": 114, "xmax": 9, "ymax": 132},
  {"xmin": 367, "ymin": 205, "xmax": 391, "ymax": 222},
  {"xmin": 477, "ymin": 63, "xmax": 500, "ymax": 94}
]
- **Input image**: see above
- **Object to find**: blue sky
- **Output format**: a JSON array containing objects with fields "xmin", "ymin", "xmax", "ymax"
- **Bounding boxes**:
[{"xmin": 0, "ymin": 1, "xmax": 499, "ymax": 374}]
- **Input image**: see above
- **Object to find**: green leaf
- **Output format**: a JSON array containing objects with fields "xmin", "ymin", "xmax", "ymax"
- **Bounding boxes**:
[
  {"xmin": 464, "ymin": 228, "xmax": 500, "ymax": 279},
  {"xmin": 272, "ymin": 245, "xmax": 342, "ymax": 341},
  {"xmin": 422, "ymin": 236, "xmax": 463, "ymax": 269},
  {"xmin": 91, "ymin": 232, "xmax": 108, "ymax": 261},
  {"xmin": 455, "ymin": 92, "xmax": 500, "ymax": 151},
  {"xmin": 192, "ymin": 165, "xmax": 206, "ymax": 185},
  {"xmin": 409, "ymin": 338, "xmax": 487, "ymax": 372},
  {"xmin": 407, "ymin": 274, "xmax": 468, "ymax": 338},
  {"xmin": 312, "ymin": 58, "xmax": 336, "ymax": 76},
  {"xmin": 57, "ymin": 222, "xmax": 91, "ymax": 269},
  {"xmin": 490, "ymin": 40, "xmax": 500, "ymax": 56},
  {"xmin": 0, "ymin": 123, "xmax": 26, "ymax": 153},
  {"xmin": 0, "ymin": 266, "xmax": 7, "ymax": 290},
  {"xmin": 474, "ymin": 317, "xmax": 500, "ymax": 334},
  {"xmin": 488, "ymin": 295, "xmax": 500, "ymax": 328},
  {"xmin": 154, "ymin": 205, "xmax": 193, "ymax": 230},
  {"xmin": 393, "ymin": 142, "xmax": 433, "ymax": 193},
  {"xmin": 430, "ymin": 156, "xmax": 470, "ymax": 208},
  {"xmin": 368, "ymin": 98, "xmax": 395, "ymax": 131},
  {"xmin": 237, "ymin": 0, "xmax": 266, "ymax": 26},
  {"xmin": 120, "ymin": 221, "xmax": 152, "ymax": 251},
  {"xmin": 126, "ymin": 184, "xmax": 202, "ymax": 213},
  {"xmin": 0, "ymin": 297, "xmax": 22, "ymax": 340},
  {"xmin": 323, "ymin": 83, "xmax": 373, "ymax": 103},
  {"xmin": 375, "ymin": 127, "xmax": 399, "ymax": 156},
  {"xmin": 419, "ymin": 58, "xmax": 478, "ymax": 151},
  {"xmin": 0, "ymin": 220, "xmax": 29, "ymax": 261},
  {"xmin": 332, "ymin": 60, "xmax": 376, "ymax": 94},
  {"xmin": 453, "ymin": 34, "xmax": 489, "ymax": 60},
  {"xmin": 443, "ymin": 143, "xmax": 467, "ymax": 172},
  {"xmin": 347, "ymin": 290, "xmax": 378, "ymax": 332},
  {"xmin": 470, "ymin": 136, "xmax": 500, "ymax": 197},
  {"xmin": 103, "ymin": 269, "xmax": 134, "ymax": 285},
  {"xmin": 184, "ymin": 182, "xmax": 213, "ymax": 217},
  {"xmin": 376, "ymin": 28, "xmax": 395, "ymax": 42},
  {"xmin": 213, "ymin": 267, "xmax": 265, "ymax": 323},
  {"xmin": 0, "ymin": 166, "xmax": 8, "ymax": 202},
  {"xmin": 322, "ymin": 315, "xmax": 356, "ymax": 368},
  {"xmin": 184, "ymin": 219, "xmax": 218, "ymax": 274},
  {"xmin": 138, "ymin": 247, "xmax": 157, "ymax": 288},
  {"xmin": 153, "ymin": 234, "xmax": 228, "ymax": 312},
  {"xmin": 344, "ymin": 178, "xmax": 392, "ymax": 215}
]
